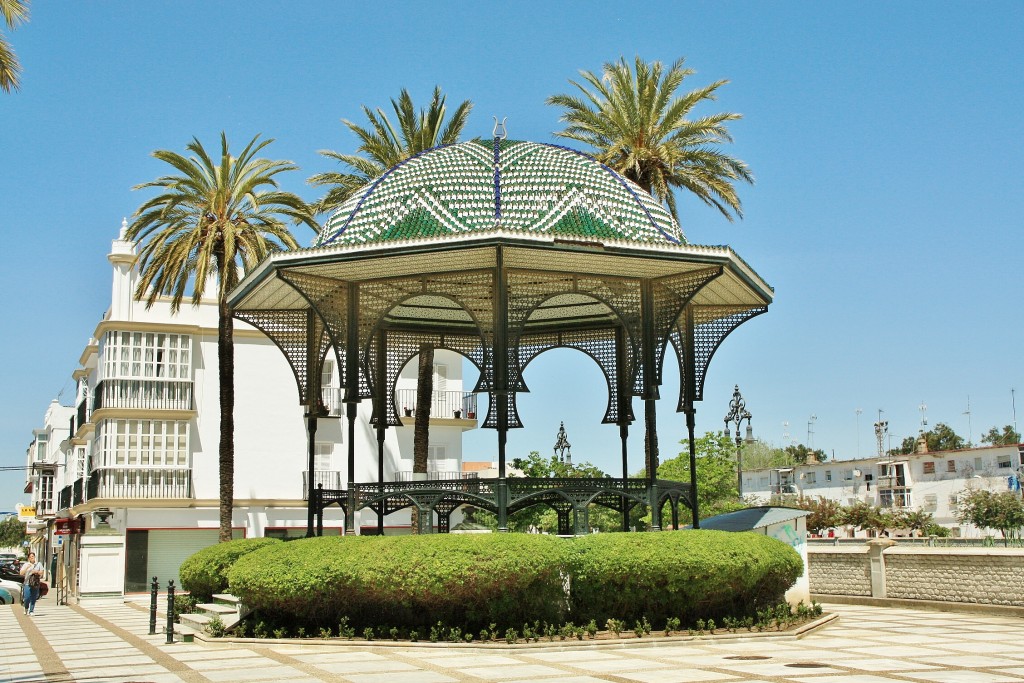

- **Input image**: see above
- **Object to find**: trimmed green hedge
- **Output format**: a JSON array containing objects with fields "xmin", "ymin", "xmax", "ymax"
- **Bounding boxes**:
[
  {"xmin": 215, "ymin": 530, "xmax": 801, "ymax": 632},
  {"xmin": 565, "ymin": 530, "xmax": 803, "ymax": 625},
  {"xmin": 179, "ymin": 537, "xmax": 283, "ymax": 602},
  {"xmin": 227, "ymin": 534, "xmax": 567, "ymax": 630}
]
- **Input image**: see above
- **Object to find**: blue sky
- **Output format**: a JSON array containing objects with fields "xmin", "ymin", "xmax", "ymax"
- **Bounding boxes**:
[{"xmin": 1, "ymin": 2, "xmax": 1022, "ymax": 506}]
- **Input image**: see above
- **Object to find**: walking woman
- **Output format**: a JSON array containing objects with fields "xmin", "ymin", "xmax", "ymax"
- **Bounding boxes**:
[{"xmin": 20, "ymin": 551, "xmax": 44, "ymax": 615}]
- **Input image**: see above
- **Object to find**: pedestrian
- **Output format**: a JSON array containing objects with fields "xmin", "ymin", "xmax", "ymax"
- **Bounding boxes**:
[{"xmin": 20, "ymin": 551, "xmax": 44, "ymax": 616}]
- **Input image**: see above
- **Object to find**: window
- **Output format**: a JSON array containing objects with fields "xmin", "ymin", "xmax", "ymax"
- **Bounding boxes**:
[
  {"xmin": 34, "ymin": 433, "xmax": 48, "ymax": 462},
  {"xmin": 433, "ymin": 364, "xmax": 448, "ymax": 392},
  {"xmin": 974, "ymin": 457, "xmax": 984, "ymax": 471},
  {"xmin": 842, "ymin": 469, "xmax": 853, "ymax": 481},
  {"xmin": 314, "ymin": 443, "xmax": 334, "ymax": 471},
  {"xmin": 804, "ymin": 472, "xmax": 817, "ymax": 485},
  {"xmin": 923, "ymin": 494, "xmax": 938, "ymax": 511},
  {"xmin": 428, "ymin": 445, "xmax": 447, "ymax": 469},
  {"xmin": 949, "ymin": 494, "xmax": 960, "ymax": 507},
  {"xmin": 95, "ymin": 419, "xmax": 189, "ymax": 467},
  {"xmin": 922, "ymin": 461, "xmax": 935, "ymax": 474},
  {"xmin": 76, "ymin": 447, "xmax": 87, "ymax": 479},
  {"xmin": 998, "ymin": 455, "xmax": 1012, "ymax": 469},
  {"xmin": 825, "ymin": 470, "xmax": 832, "ymax": 482},
  {"xmin": 102, "ymin": 331, "xmax": 191, "ymax": 380},
  {"xmin": 947, "ymin": 460, "xmax": 956, "ymax": 473}
]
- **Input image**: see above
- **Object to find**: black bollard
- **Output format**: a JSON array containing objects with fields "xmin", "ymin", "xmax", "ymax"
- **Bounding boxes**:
[
  {"xmin": 149, "ymin": 577, "xmax": 159, "ymax": 635},
  {"xmin": 165, "ymin": 580, "xmax": 175, "ymax": 644}
]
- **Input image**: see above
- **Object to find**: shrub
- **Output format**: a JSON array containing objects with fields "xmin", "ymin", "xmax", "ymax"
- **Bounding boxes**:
[
  {"xmin": 565, "ymin": 530, "xmax": 802, "ymax": 626},
  {"xmin": 227, "ymin": 533, "xmax": 567, "ymax": 631},
  {"xmin": 179, "ymin": 537, "xmax": 283, "ymax": 602}
]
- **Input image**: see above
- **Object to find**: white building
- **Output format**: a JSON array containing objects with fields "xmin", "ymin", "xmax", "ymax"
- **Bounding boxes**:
[
  {"xmin": 24, "ymin": 222, "xmax": 476, "ymax": 597},
  {"xmin": 743, "ymin": 442, "xmax": 1024, "ymax": 538}
]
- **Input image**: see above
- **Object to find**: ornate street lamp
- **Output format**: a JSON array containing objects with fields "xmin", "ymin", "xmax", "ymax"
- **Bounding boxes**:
[
  {"xmin": 554, "ymin": 421, "xmax": 572, "ymax": 466},
  {"xmin": 724, "ymin": 385, "xmax": 753, "ymax": 498}
]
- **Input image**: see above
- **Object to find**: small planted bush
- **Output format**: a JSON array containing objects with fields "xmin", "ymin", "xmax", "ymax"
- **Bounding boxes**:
[
  {"xmin": 228, "ymin": 533, "xmax": 567, "ymax": 631},
  {"xmin": 565, "ymin": 530, "xmax": 802, "ymax": 626},
  {"xmin": 179, "ymin": 537, "xmax": 283, "ymax": 602}
]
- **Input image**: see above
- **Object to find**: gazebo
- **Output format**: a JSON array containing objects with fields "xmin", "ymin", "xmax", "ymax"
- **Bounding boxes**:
[{"xmin": 228, "ymin": 136, "xmax": 772, "ymax": 535}]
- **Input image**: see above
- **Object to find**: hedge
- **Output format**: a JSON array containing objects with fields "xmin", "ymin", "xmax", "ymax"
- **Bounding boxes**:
[
  {"xmin": 216, "ymin": 530, "xmax": 801, "ymax": 632},
  {"xmin": 179, "ymin": 537, "xmax": 283, "ymax": 602},
  {"xmin": 227, "ymin": 534, "xmax": 568, "ymax": 631},
  {"xmin": 565, "ymin": 530, "xmax": 803, "ymax": 624}
]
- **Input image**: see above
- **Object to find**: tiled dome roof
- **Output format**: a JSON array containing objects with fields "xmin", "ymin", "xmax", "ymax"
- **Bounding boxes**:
[{"xmin": 315, "ymin": 139, "xmax": 685, "ymax": 248}]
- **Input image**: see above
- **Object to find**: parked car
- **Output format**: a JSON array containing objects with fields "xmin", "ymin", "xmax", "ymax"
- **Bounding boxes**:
[
  {"xmin": 0, "ymin": 587, "xmax": 13, "ymax": 605},
  {"xmin": 0, "ymin": 560, "xmax": 24, "ymax": 583},
  {"xmin": 0, "ymin": 552, "xmax": 17, "ymax": 563},
  {"xmin": 0, "ymin": 578, "xmax": 21, "ymax": 603}
]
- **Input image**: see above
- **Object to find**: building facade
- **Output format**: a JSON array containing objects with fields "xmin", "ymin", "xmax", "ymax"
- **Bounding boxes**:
[
  {"xmin": 743, "ymin": 442, "xmax": 1024, "ymax": 538},
  {"xmin": 24, "ymin": 222, "xmax": 475, "ymax": 598}
]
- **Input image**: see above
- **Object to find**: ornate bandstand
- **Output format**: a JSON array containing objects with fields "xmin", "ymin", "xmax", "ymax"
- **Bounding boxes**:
[{"xmin": 228, "ymin": 137, "xmax": 772, "ymax": 535}]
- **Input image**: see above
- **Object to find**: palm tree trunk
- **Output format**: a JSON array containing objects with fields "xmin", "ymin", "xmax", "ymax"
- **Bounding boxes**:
[
  {"xmin": 411, "ymin": 345, "xmax": 434, "ymax": 533},
  {"xmin": 218, "ymin": 297, "xmax": 235, "ymax": 542}
]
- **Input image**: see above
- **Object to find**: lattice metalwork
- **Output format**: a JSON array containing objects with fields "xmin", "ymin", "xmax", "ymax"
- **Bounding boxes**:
[
  {"xmin": 367, "ymin": 329, "xmax": 487, "ymax": 427},
  {"xmin": 233, "ymin": 309, "xmax": 334, "ymax": 408},
  {"xmin": 518, "ymin": 328, "xmax": 624, "ymax": 424},
  {"xmin": 669, "ymin": 304, "xmax": 769, "ymax": 410},
  {"xmin": 278, "ymin": 271, "xmax": 352, "ymax": 389},
  {"xmin": 650, "ymin": 267, "xmax": 723, "ymax": 386}
]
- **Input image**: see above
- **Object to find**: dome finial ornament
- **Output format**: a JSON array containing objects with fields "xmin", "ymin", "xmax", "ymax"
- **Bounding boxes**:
[{"xmin": 492, "ymin": 116, "xmax": 507, "ymax": 141}]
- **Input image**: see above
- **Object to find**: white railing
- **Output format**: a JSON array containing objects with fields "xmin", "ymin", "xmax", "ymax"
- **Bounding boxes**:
[
  {"xmin": 393, "ymin": 471, "xmax": 479, "ymax": 482},
  {"xmin": 395, "ymin": 390, "xmax": 477, "ymax": 419},
  {"xmin": 320, "ymin": 386, "xmax": 344, "ymax": 417},
  {"xmin": 88, "ymin": 467, "xmax": 192, "ymax": 499},
  {"xmin": 303, "ymin": 470, "xmax": 344, "ymax": 499}
]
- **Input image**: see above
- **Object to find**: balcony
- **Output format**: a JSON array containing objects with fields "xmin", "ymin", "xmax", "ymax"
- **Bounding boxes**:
[
  {"xmin": 72, "ymin": 479, "xmax": 84, "ymax": 506},
  {"xmin": 93, "ymin": 378, "xmax": 194, "ymax": 411},
  {"xmin": 303, "ymin": 470, "xmax": 344, "ymax": 499},
  {"xmin": 87, "ymin": 467, "xmax": 193, "ymax": 499},
  {"xmin": 320, "ymin": 386, "xmax": 344, "ymax": 417},
  {"xmin": 58, "ymin": 485, "xmax": 72, "ymax": 511},
  {"xmin": 395, "ymin": 390, "xmax": 478, "ymax": 419}
]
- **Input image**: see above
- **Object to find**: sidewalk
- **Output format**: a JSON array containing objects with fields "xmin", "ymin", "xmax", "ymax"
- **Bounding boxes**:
[{"xmin": 4, "ymin": 600, "xmax": 1024, "ymax": 682}]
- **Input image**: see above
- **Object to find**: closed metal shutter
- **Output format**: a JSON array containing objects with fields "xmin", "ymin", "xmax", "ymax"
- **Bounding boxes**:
[{"xmin": 143, "ymin": 530, "xmax": 222, "ymax": 593}]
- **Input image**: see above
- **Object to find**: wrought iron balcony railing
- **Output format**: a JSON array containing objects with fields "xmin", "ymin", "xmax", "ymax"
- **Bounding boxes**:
[
  {"xmin": 393, "ymin": 471, "xmax": 479, "ymax": 482},
  {"xmin": 72, "ymin": 479, "xmax": 83, "ymax": 506},
  {"xmin": 93, "ymin": 378, "xmax": 194, "ymax": 411},
  {"xmin": 87, "ymin": 467, "xmax": 193, "ymax": 500},
  {"xmin": 303, "ymin": 470, "xmax": 344, "ymax": 499},
  {"xmin": 58, "ymin": 485, "xmax": 72, "ymax": 511},
  {"xmin": 395, "ymin": 390, "xmax": 478, "ymax": 419}
]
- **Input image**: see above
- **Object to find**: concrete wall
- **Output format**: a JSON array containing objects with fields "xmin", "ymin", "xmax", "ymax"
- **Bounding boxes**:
[{"xmin": 809, "ymin": 544, "xmax": 1024, "ymax": 605}]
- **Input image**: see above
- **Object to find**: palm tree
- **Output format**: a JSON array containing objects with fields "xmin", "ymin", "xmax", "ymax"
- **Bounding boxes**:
[
  {"xmin": 548, "ymin": 55, "xmax": 753, "ymax": 224},
  {"xmin": 310, "ymin": 87, "xmax": 472, "ymax": 532},
  {"xmin": 309, "ymin": 86, "xmax": 473, "ymax": 214},
  {"xmin": 549, "ymin": 56, "xmax": 754, "ymax": 485},
  {"xmin": 0, "ymin": 0, "xmax": 29, "ymax": 93},
  {"xmin": 127, "ymin": 133, "xmax": 317, "ymax": 542}
]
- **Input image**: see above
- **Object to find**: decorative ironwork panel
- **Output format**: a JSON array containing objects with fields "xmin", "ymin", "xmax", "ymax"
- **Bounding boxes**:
[
  {"xmin": 518, "ymin": 328, "xmax": 624, "ymax": 424},
  {"xmin": 651, "ymin": 267, "xmax": 723, "ymax": 386},
  {"xmin": 233, "ymin": 308, "xmax": 333, "ymax": 408},
  {"xmin": 669, "ymin": 304, "xmax": 768, "ymax": 410},
  {"xmin": 278, "ymin": 270, "xmax": 351, "ymax": 388}
]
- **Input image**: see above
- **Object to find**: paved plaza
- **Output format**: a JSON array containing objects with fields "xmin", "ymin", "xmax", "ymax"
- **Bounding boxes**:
[{"xmin": 2, "ymin": 601, "xmax": 1024, "ymax": 683}]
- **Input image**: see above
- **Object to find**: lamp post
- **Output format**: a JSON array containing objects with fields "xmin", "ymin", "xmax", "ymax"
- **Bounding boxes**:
[
  {"xmin": 554, "ymin": 421, "xmax": 572, "ymax": 466},
  {"xmin": 724, "ymin": 385, "xmax": 753, "ymax": 498}
]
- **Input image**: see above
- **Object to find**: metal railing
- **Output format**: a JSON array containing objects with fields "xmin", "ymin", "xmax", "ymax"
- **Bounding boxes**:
[
  {"xmin": 72, "ymin": 479, "xmax": 83, "ymax": 506},
  {"xmin": 320, "ymin": 387, "xmax": 344, "ymax": 417},
  {"xmin": 76, "ymin": 399, "xmax": 88, "ymax": 431},
  {"xmin": 58, "ymin": 486, "xmax": 72, "ymax": 510},
  {"xmin": 87, "ymin": 467, "xmax": 193, "ymax": 499},
  {"xmin": 393, "ymin": 471, "xmax": 479, "ymax": 482},
  {"xmin": 303, "ymin": 470, "xmax": 344, "ymax": 499},
  {"xmin": 395, "ymin": 390, "xmax": 477, "ymax": 419},
  {"xmin": 93, "ymin": 379, "xmax": 194, "ymax": 411}
]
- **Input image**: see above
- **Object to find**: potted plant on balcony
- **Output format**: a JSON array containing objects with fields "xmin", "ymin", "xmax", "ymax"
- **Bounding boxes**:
[
  {"xmin": 453, "ymin": 409, "xmax": 462, "ymax": 419},
  {"xmin": 403, "ymin": 407, "xmax": 412, "ymax": 417},
  {"xmin": 467, "ymin": 410, "xmax": 476, "ymax": 419}
]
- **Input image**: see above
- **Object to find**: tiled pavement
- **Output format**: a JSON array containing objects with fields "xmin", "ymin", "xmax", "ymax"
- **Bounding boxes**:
[{"xmin": 4, "ymin": 601, "xmax": 1024, "ymax": 682}]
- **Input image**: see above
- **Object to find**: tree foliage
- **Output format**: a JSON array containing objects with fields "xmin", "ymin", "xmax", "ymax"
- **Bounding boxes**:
[
  {"xmin": 128, "ymin": 133, "xmax": 315, "ymax": 542},
  {"xmin": 0, "ymin": 515, "xmax": 26, "ymax": 549},
  {"xmin": 894, "ymin": 422, "xmax": 965, "ymax": 455},
  {"xmin": 548, "ymin": 55, "xmax": 753, "ymax": 225},
  {"xmin": 310, "ymin": 86, "xmax": 473, "ymax": 214},
  {"xmin": 981, "ymin": 425, "xmax": 1022, "ymax": 447},
  {"xmin": 0, "ymin": 0, "xmax": 28, "ymax": 93},
  {"xmin": 657, "ymin": 431, "xmax": 743, "ymax": 523},
  {"xmin": 795, "ymin": 496, "xmax": 844, "ymax": 535},
  {"xmin": 956, "ymin": 488, "xmax": 1024, "ymax": 545},
  {"xmin": 784, "ymin": 443, "xmax": 827, "ymax": 464}
]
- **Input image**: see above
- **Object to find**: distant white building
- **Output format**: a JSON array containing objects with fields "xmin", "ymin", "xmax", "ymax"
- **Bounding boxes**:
[
  {"xmin": 743, "ymin": 442, "xmax": 1024, "ymax": 538},
  {"xmin": 24, "ymin": 222, "xmax": 476, "ymax": 598}
]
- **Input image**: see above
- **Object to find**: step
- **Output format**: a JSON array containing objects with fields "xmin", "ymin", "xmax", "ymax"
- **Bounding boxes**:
[
  {"xmin": 197, "ymin": 602, "xmax": 236, "ymax": 616},
  {"xmin": 178, "ymin": 613, "xmax": 211, "ymax": 630},
  {"xmin": 212, "ymin": 593, "xmax": 242, "ymax": 606},
  {"xmin": 163, "ymin": 624, "xmax": 196, "ymax": 643}
]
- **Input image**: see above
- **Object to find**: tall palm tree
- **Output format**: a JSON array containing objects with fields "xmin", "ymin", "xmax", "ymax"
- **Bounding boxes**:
[
  {"xmin": 548, "ymin": 55, "xmax": 753, "ymax": 224},
  {"xmin": 549, "ymin": 56, "xmax": 754, "ymax": 484},
  {"xmin": 309, "ymin": 86, "xmax": 473, "ymax": 214},
  {"xmin": 0, "ymin": 0, "xmax": 29, "ymax": 93},
  {"xmin": 310, "ymin": 87, "xmax": 472, "ymax": 532},
  {"xmin": 127, "ymin": 133, "xmax": 317, "ymax": 542}
]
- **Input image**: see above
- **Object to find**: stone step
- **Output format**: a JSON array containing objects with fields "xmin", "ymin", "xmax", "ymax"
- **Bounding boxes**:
[
  {"xmin": 197, "ymin": 602, "xmax": 236, "ymax": 616},
  {"xmin": 179, "ymin": 613, "xmax": 211, "ymax": 630},
  {"xmin": 212, "ymin": 593, "xmax": 242, "ymax": 606},
  {"xmin": 163, "ymin": 624, "xmax": 196, "ymax": 643}
]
